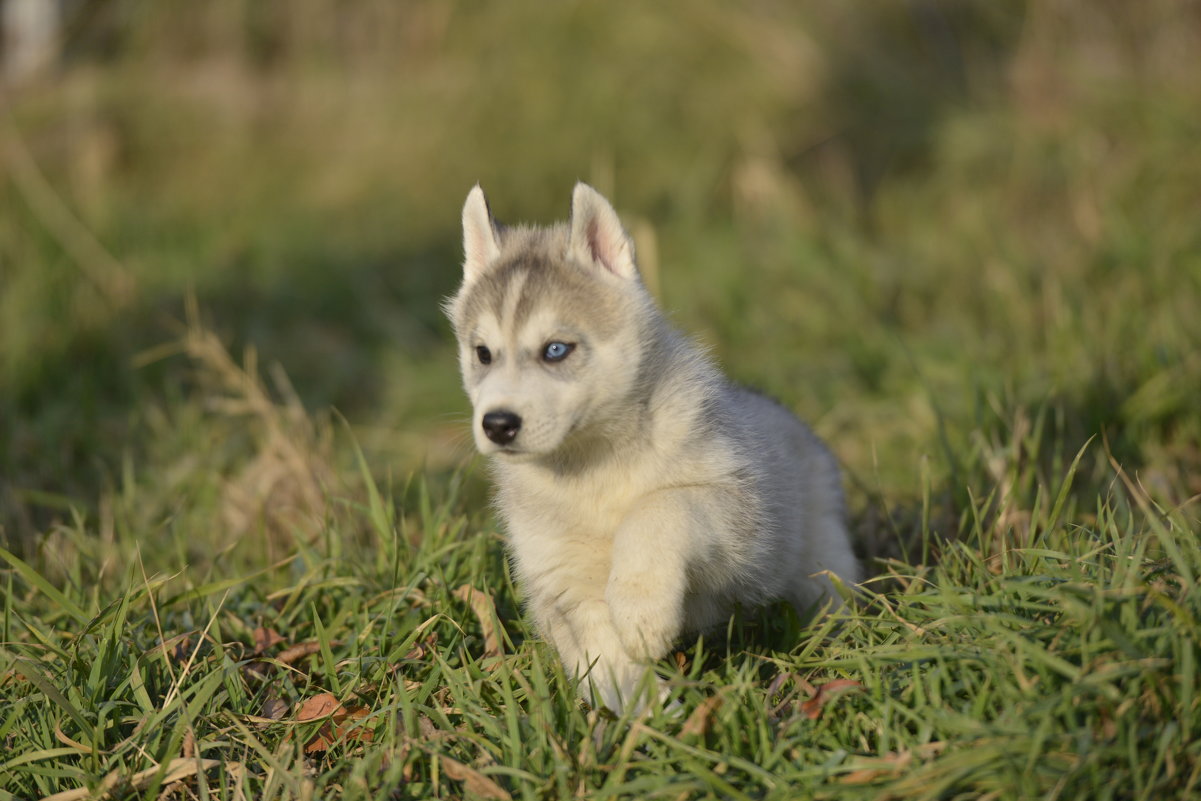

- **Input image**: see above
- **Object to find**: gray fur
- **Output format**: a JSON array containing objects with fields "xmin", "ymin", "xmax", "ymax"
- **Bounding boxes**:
[{"xmin": 447, "ymin": 183, "xmax": 860, "ymax": 711}]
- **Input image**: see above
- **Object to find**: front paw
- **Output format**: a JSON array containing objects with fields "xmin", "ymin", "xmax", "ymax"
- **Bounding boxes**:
[
  {"xmin": 580, "ymin": 654, "xmax": 664, "ymax": 714},
  {"xmin": 606, "ymin": 580, "xmax": 681, "ymax": 661}
]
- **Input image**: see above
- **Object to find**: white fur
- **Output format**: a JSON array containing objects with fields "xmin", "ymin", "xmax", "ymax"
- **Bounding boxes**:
[
  {"xmin": 447, "ymin": 183, "xmax": 861, "ymax": 711},
  {"xmin": 461, "ymin": 184, "xmax": 501, "ymax": 285}
]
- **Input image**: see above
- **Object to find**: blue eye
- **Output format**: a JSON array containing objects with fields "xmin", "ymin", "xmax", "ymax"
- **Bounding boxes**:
[{"xmin": 542, "ymin": 341, "xmax": 575, "ymax": 362}]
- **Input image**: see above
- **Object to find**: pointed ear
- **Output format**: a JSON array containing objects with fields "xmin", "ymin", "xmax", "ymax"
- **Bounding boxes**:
[
  {"xmin": 462, "ymin": 184, "xmax": 501, "ymax": 284},
  {"xmin": 569, "ymin": 183, "xmax": 638, "ymax": 280}
]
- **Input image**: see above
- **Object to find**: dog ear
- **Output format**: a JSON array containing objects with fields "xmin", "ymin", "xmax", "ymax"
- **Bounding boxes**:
[
  {"xmin": 569, "ymin": 183, "xmax": 638, "ymax": 280},
  {"xmin": 462, "ymin": 184, "xmax": 501, "ymax": 284}
]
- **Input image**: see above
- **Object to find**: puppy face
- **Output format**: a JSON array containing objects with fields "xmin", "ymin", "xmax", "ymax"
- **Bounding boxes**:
[
  {"xmin": 447, "ymin": 184, "xmax": 646, "ymax": 460},
  {"xmin": 452, "ymin": 255, "xmax": 638, "ymax": 459}
]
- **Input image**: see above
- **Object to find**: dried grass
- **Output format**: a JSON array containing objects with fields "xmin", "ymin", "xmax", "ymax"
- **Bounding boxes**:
[{"xmin": 180, "ymin": 297, "xmax": 334, "ymax": 551}]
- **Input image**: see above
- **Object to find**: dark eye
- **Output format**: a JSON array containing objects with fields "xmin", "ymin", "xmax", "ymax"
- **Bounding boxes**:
[
  {"xmin": 475, "ymin": 345, "xmax": 492, "ymax": 365},
  {"xmin": 542, "ymin": 341, "xmax": 575, "ymax": 362}
]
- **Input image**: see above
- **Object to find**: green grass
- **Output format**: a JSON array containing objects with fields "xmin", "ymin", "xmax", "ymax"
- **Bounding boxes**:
[
  {"xmin": 2, "ymin": 2, "xmax": 1200, "ymax": 798},
  {"xmin": 2, "ymin": 421, "xmax": 1198, "ymax": 799}
]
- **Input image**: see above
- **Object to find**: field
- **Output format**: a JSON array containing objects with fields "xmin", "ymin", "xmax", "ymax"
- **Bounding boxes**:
[{"xmin": 2, "ymin": 2, "xmax": 1200, "ymax": 799}]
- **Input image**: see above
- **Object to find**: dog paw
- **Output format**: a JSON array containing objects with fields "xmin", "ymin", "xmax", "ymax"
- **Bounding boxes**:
[{"xmin": 583, "ymin": 658, "xmax": 663, "ymax": 715}]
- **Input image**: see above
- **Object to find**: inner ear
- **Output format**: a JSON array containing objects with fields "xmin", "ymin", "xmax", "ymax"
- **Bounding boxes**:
[
  {"xmin": 570, "ymin": 183, "xmax": 638, "ymax": 280},
  {"xmin": 584, "ymin": 218, "xmax": 614, "ymax": 270}
]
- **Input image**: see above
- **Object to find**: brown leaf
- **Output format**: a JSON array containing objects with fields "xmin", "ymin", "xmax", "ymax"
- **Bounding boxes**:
[
  {"xmin": 680, "ymin": 695, "xmax": 724, "ymax": 738},
  {"xmin": 277, "ymin": 641, "xmax": 324, "ymax": 666},
  {"xmin": 800, "ymin": 679, "xmax": 864, "ymax": 720},
  {"xmin": 332, "ymin": 706, "xmax": 373, "ymax": 747},
  {"xmin": 453, "ymin": 585, "xmax": 503, "ymax": 661},
  {"xmin": 261, "ymin": 696, "xmax": 289, "ymax": 721},
  {"xmin": 440, "ymin": 755, "xmax": 512, "ymax": 800},
  {"xmin": 297, "ymin": 692, "xmax": 341, "ymax": 721},
  {"xmin": 297, "ymin": 693, "xmax": 374, "ymax": 753},
  {"xmin": 303, "ymin": 721, "xmax": 337, "ymax": 753},
  {"xmin": 253, "ymin": 626, "xmax": 286, "ymax": 654}
]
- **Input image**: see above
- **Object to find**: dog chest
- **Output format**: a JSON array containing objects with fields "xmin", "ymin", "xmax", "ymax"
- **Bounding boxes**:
[{"xmin": 495, "ymin": 464, "xmax": 652, "ymax": 588}]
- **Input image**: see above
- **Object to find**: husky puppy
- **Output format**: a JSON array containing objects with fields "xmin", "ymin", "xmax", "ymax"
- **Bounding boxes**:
[{"xmin": 446, "ymin": 183, "xmax": 860, "ymax": 711}]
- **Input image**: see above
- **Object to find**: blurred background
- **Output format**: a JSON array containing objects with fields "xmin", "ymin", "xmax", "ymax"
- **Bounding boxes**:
[{"xmin": 2, "ymin": 1, "xmax": 1199, "ymax": 560}]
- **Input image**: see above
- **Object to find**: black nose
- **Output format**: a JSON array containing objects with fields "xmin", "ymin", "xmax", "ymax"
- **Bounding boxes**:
[{"xmin": 481, "ymin": 410, "xmax": 522, "ymax": 445}]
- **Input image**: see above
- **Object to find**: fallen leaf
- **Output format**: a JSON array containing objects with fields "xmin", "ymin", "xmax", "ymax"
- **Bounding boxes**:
[
  {"xmin": 680, "ymin": 695, "xmax": 724, "ymax": 738},
  {"xmin": 277, "ymin": 641, "xmax": 324, "ymax": 666},
  {"xmin": 253, "ymin": 626, "xmax": 286, "ymax": 654},
  {"xmin": 304, "ymin": 728, "xmax": 336, "ymax": 753},
  {"xmin": 453, "ymin": 585, "xmax": 504, "ymax": 660},
  {"xmin": 440, "ymin": 755, "xmax": 512, "ymax": 800},
  {"xmin": 800, "ymin": 679, "xmax": 863, "ymax": 720},
  {"xmin": 261, "ymin": 696, "xmax": 289, "ymax": 721},
  {"xmin": 297, "ymin": 693, "xmax": 374, "ymax": 753},
  {"xmin": 297, "ymin": 692, "xmax": 342, "ymax": 721}
]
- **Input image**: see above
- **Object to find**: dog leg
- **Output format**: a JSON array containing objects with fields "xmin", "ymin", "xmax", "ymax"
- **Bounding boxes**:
[{"xmin": 604, "ymin": 490, "xmax": 704, "ymax": 664}]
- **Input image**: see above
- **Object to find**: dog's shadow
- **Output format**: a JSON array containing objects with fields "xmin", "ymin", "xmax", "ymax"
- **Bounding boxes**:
[
  {"xmin": 661, "ymin": 489, "xmax": 955, "ymax": 684},
  {"xmin": 660, "ymin": 600, "xmax": 820, "ymax": 689}
]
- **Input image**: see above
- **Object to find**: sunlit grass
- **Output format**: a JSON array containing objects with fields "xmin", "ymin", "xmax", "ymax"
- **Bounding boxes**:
[
  {"xmin": 2, "ymin": 2, "xmax": 1200, "ymax": 798},
  {"xmin": 2, "ymin": 409, "xmax": 1198, "ymax": 798}
]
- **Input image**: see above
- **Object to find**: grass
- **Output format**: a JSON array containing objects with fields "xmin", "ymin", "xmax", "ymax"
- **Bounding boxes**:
[
  {"xmin": 2, "ymin": 2, "xmax": 1200, "ymax": 798},
  {"xmin": 2, "ymin": 411, "xmax": 1198, "ymax": 799}
]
